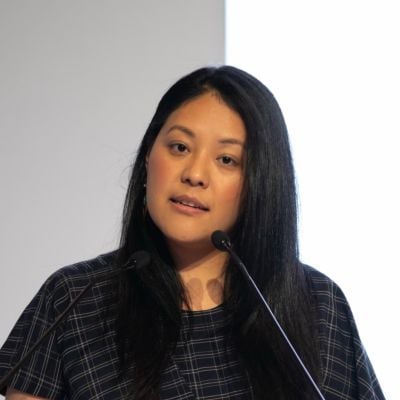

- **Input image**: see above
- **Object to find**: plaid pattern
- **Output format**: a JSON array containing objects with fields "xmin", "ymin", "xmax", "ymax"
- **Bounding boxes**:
[
  {"xmin": 171, "ymin": 307, "xmax": 253, "ymax": 399},
  {"xmin": 0, "ymin": 253, "xmax": 385, "ymax": 399},
  {"xmin": 305, "ymin": 265, "xmax": 385, "ymax": 400}
]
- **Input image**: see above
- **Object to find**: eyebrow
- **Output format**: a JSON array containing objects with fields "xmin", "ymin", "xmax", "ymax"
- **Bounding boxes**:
[{"xmin": 166, "ymin": 124, "xmax": 245, "ymax": 147}]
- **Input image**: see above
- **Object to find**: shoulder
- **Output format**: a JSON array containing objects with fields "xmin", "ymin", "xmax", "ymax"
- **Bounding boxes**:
[
  {"xmin": 301, "ymin": 263, "xmax": 340, "ymax": 291},
  {"xmin": 36, "ymin": 250, "xmax": 119, "ymax": 314},
  {"xmin": 300, "ymin": 264, "xmax": 358, "ymax": 359},
  {"xmin": 301, "ymin": 263, "xmax": 350, "ymax": 313},
  {"xmin": 299, "ymin": 264, "xmax": 380, "ymax": 397},
  {"xmin": 0, "ymin": 251, "xmax": 126, "ymax": 399},
  {"xmin": 298, "ymin": 269, "xmax": 385, "ymax": 398},
  {"xmin": 44, "ymin": 250, "xmax": 118, "ymax": 287}
]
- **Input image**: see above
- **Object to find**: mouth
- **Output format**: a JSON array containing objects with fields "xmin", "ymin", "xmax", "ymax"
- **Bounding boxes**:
[{"xmin": 170, "ymin": 196, "xmax": 209, "ymax": 211}]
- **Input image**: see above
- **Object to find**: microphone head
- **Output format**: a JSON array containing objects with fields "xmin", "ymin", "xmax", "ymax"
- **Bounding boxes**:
[
  {"xmin": 211, "ymin": 230, "xmax": 232, "ymax": 252},
  {"xmin": 125, "ymin": 250, "xmax": 152, "ymax": 271}
]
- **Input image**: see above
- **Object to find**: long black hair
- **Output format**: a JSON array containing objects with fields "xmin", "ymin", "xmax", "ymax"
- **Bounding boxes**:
[{"xmin": 114, "ymin": 66, "xmax": 321, "ymax": 399}]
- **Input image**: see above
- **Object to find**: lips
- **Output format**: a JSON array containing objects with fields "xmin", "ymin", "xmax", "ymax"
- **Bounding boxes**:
[{"xmin": 170, "ymin": 195, "xmax": 209, "ymax": 211}]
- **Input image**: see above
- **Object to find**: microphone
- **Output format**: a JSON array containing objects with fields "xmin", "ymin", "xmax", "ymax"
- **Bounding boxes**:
[
  {"xmin": 211, "ymin": 231, "xmax": 326, "ymax": 400},
  {"xmin": 0, "ymin": 250, "xmax": 151, "ymax": 393}
]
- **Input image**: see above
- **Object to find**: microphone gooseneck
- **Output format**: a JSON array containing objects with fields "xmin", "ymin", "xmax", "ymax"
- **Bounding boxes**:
[
  {"xmin": 0, "ymin": 250, "xmax": 151, "ymax": 393},
  {"xmin": 211, "ymin": 230, "xmax": 326, "ymax": 400}
]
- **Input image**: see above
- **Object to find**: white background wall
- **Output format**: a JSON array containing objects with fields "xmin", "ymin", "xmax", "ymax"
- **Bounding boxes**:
[
  {"xmin": 227, "ymin": 1, "xmax": 398, "ymax": 398},
  {"xmin": 0, "ymin": 0, "xmax": 224, "ymax": 346}
]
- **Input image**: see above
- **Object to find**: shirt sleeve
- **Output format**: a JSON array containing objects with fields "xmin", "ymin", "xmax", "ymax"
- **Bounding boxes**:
[
  {"xmin": 0, "ymin": 271, "xmax": 69, "ymax": 399},
  {"xmin": 308, "ymin": 267, "xmax": 386, "ymax": 400},
  {"xmin": 335, "ymin": 285, "xmax": 385, "ymax": 400}
]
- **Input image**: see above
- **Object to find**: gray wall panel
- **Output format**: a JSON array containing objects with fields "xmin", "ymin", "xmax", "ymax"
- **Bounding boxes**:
[{"xmin": 0, "ymin": 0, "xmax": 225, "ymax": 345}]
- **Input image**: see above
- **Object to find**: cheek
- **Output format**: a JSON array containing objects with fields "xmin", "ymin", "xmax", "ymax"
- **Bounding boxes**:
[
  {"xmin": 219, "ymin": 179, "xmax": 244, "ymax": 215},
  {"xmin": 146, "ymin": 149, "xmax": 179, "ymax": 223},
  {"xmin": 146, "ymin": 146, "xmax": 174, "ymax": 190},
  {"xmin": 147, "ymin": 156, "xmax": 167, "ymax": 187},
  {"xmin": 224, "ymin": 183, "xmax": 242, "ymax": 203}
]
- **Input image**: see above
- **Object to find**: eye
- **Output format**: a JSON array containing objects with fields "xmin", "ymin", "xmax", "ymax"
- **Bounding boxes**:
[
  {"xmin": 218, "ymin": 155, "xmax": 239, "ymax": 167},
  {"xmin": 169, "ymin": 142, "xmax": 188, "ymax": 154}
]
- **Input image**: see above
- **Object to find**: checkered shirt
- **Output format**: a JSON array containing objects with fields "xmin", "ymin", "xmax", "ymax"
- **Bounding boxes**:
[{"xmin": 0, "ymin": 253, "xmax": 385, "ymax": 399}]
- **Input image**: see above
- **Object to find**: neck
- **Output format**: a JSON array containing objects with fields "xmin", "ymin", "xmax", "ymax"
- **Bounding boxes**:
[{"xmin": 168, "ymin": 241, "xmax": 229, "ymax": 311}]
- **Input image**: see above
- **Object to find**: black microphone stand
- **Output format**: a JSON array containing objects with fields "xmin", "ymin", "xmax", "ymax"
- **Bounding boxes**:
[{"xmin": 212, "ymin": 231, "xmax": 326, "ymax": 400}]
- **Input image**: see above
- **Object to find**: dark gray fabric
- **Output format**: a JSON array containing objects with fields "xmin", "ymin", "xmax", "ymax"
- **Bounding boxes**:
[
  {"xmin": 0, "ymin": 253, "xmax": 385, "ymax": 399},
  {"xmin": 172, "ymin": 306, "xmax": 253, "ymax": 399}
]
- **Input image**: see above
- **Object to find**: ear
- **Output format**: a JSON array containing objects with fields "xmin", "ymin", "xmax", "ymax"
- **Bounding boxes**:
[{"xmin": 145, "ymin": 154, "xmax": 149, "ymax": 170}]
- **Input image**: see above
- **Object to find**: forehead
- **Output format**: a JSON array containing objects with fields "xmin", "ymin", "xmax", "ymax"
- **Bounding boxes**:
[{"xmin": 160, "ymin": 92, "xmax": 246, "ymax": 142}]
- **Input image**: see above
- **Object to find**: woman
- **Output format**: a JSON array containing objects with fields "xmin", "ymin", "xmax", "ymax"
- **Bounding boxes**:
[{"xmin": 0, "ymin": 66, "xmax": 384, "ymax": 399}]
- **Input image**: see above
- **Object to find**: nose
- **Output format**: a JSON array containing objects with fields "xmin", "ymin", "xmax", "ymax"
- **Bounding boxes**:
[{"xmin": 181, "ymin": 154, "xmax": 209, "ymax": 188}]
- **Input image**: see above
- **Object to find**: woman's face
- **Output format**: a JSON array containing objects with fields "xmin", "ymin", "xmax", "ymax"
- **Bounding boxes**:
[{"xmin": 146, "ymin": 92, "xmax": 246, "ymax": 251}]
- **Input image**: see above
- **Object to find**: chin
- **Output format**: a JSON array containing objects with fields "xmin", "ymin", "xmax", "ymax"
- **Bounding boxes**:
[{"xmin": 164, "ymin": 230, "xmax": 214, "ymax": 249}]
